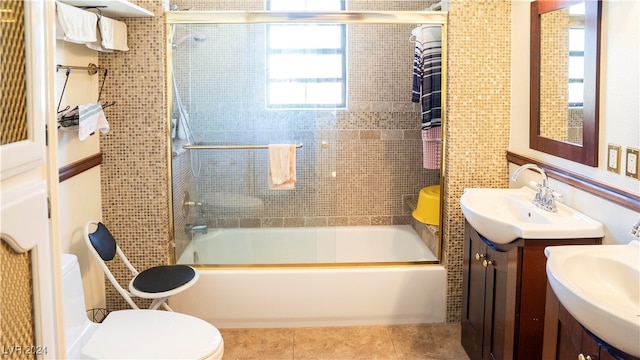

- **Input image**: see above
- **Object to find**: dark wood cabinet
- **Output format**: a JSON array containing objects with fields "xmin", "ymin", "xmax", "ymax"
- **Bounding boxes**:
[
  {"xmin": 543, "ymin": 284, "xmax": 640, "ymax": 360},
  {"xmin": 461, "ymin": 220, "xmax": 601, "ymax": 360}
]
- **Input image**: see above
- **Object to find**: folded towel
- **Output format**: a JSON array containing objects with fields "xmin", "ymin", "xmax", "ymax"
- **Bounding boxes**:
[
  {"xmin": 98, "ymin": 16, "xmax": 129, "ymax": 51},
  {"xmin": 56, "ymin": 2, "xmax": 98, "ymax": 44},
  {"xmin": 78, "ymin": 103, "xmax": 109, "ymax": 141},
  {"xmin": 268, "ymin": 144, "xmax": 296, "ymax": 190}
]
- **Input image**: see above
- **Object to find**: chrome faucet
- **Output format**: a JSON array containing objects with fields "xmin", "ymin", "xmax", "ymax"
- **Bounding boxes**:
[{"xmin": 511, "ymin": 164, "xmax": 557, "ymax": 212}]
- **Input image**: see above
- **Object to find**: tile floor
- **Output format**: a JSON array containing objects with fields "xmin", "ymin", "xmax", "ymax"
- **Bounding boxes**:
[{"xmin": 219, "ymin": 323, "xmax": 471, "ymax": 360}]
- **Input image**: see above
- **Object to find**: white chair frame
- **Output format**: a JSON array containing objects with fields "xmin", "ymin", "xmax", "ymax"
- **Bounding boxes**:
[{"xmin": 84, "ymin": 220, "xmax": 199, "ymax": 311}]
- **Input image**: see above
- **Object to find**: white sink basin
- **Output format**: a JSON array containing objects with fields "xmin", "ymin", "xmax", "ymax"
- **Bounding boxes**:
[
  {"xmin": 459, "ymin": 187, "xmax": 604, "ymax": 244},
  {"xmin": 545, "ymin": 241, "xmax": 640, "ymax": 357}
]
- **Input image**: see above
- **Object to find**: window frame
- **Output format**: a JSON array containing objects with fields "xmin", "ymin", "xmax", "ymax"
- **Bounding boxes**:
[
  {"xmin": 265, "ymin": 0, "xmax": 347, "ymax": 109},
  {"xmin": 568, "ymin": 27, "xmax": 584, "ymax": 108}
]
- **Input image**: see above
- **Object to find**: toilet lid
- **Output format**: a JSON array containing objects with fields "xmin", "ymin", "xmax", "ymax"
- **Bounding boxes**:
[{"xmin": 82, "ymin": 310, "xmax": 223, "ymax": 359}]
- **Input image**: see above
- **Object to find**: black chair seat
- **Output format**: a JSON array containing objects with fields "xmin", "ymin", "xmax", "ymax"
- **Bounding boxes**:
[{"xmin": 132, "ymin": 265, "xmax": 196, "ymax": 293}]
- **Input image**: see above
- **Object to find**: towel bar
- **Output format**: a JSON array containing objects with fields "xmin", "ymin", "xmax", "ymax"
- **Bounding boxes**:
[{"xmin": 183, "ymin": 144, "xmax": 303, "ymax": 150}]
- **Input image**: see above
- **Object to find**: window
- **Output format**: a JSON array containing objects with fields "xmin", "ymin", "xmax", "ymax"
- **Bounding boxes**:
[
  {"xmin": 266, "ymin": 0, "xmax": 346, "ymax": 109},
  {"xmin": 568, "ymin": 3, "xmax": 585, "ymax": 108}
]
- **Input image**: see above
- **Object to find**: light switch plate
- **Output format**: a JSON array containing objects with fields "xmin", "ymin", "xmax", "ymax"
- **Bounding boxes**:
[
  {"xmin": 607, "ymin": 144, "xmax": 621, "ymax": 173},
  {"xmin": 625, "ymin": 147, "xmax": 639, "ymax": 179}
]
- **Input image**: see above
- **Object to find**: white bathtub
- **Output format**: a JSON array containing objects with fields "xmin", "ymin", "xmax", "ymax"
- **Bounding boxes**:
[
  {"xmin": 171, "ymin": 225, "xmax": 446, "ymax": 328},
  {"xmin": 177, "ymin": 225, "xmax": 437, "ymax": 264}
]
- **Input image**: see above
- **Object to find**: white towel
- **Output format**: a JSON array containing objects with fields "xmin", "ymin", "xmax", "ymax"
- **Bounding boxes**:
[
  {"xmin": 78, "ymin": 103, "xmax": 110, "ymax": 141},
  {"xmin": 86, "ymin": 24, "xmax": 114, "ymax": 52},
  {"xmin": 56, "ymin": 2, "xmax": 98, "ymax": 44},
  {"xmin": 98, "ymin": 16, "xmax": 129, "ymax": 51},
  {"xmin": 268, "ymin": 144, "xmax": 296, "ymax": 190}
]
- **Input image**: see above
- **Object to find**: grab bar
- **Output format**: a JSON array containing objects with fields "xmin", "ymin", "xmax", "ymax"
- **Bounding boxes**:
[{"xmin": 183, "ymin": 144, "xmax": 303, "ymax": 150}]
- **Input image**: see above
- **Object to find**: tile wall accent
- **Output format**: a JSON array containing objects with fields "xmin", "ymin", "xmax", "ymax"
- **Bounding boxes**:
[
  {"xmin": 98, "ymin": 0, "xmax": 168, "ymax": 311},
  {"xmin": 443, "ymin": 0, "xmax": 511, "ymax": 322}
]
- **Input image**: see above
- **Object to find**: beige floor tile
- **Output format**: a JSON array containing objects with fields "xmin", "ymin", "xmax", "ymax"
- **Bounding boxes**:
[
  {"xmin": 293, "ymin": 326, "xmax": 397, "ymax": 360},
  {"xmin": 219, "ymin": 328, "xmax": 295, "ymax": 360},
  {"xmin": 388, "ymin": 324, "xmax": 469, "ymax": 360}
]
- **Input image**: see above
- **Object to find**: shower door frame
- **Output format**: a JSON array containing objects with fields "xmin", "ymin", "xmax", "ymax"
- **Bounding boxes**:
[{"xmin": 165, "ymin": 10, "xmax": 449, "ymax": 266}]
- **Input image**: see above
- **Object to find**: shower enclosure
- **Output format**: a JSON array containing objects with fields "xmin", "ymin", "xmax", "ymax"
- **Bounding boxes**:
[{"xmin": 167, "ymin": 5, "xmax": 447, "ymax": 267}]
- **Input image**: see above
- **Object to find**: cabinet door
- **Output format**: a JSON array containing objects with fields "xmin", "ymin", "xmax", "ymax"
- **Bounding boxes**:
[
  {"xmin": 483, "ymin": 245, "xmax": 519, "ymax": 360},
  {"xmin": 461, "ymin": 222, "xmax": 487, "ymax": 360}
]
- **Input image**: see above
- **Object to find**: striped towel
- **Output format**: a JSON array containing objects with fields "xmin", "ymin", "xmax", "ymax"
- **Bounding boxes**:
[
  {"xmin": 78, "ymin": 103, "xmax": 110, "ymax": 141},
  {"xmin": 411, "ymin": 25, "xmax": 442, "ymax": 130}
]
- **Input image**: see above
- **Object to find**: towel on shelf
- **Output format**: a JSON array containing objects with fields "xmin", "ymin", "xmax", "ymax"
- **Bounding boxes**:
[
  {"xmin": 411, "ymin": 25, "xmax": 442, "ymax": 130},
  {"xmin": 268, "ymin": 144, "xmax": 297, "ymax": 190},
  {"xmin": 55, "ymin": 2, "xmax": 98, "ymax": 44},
  {"xmin": 97, "ymin": 16, "xmax": 129, "ymax": 51},
  {"xmin": 78, "ymin": 103, "xmax": 110, "ymax": 141}
]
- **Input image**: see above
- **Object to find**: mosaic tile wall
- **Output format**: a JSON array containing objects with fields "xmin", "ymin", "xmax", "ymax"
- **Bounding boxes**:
[
  {"xmin": 540, "ymin": 8, "xmax": 570, "ymax": 142},
  {"xmin": 99, "ymin": 0, "xmax": 513, "ymax": 322},
  {"xmin": 568, "ymin": 108, "xmax": 584, "ymax": 144},
  {"xmin": 171, "ymin": 152, "xmax": 195, "ymax": 261},
  {"xmin": 442, "ymin": 0, "xmax": 511, "ymax": 322},
  {"xmin": 98, "ymin": 0, "xmax": 169, "ymax": 311}
]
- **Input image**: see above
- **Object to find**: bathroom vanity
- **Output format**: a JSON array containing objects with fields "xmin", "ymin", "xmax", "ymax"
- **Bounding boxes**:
[
  {"xmin": 542, "ymin": 285, "xmax": 640, "ymax": 360},
  {"xmin": 460, "ymin": 220, "xmax": 601, "ymax": 360}
]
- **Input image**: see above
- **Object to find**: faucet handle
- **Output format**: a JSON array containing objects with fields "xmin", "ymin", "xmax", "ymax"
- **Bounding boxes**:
[
  {"xmin": 532, "ymin": 183, "xmax": 544, "ymax": 201},
  {"xmin": 550, "ymin": 189, "xmax": 562, "ymax": 199}
]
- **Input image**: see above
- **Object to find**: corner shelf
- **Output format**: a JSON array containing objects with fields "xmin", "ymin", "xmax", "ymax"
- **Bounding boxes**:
[{"xmin": 58, "ymin": 0, "xmax": 153, "ymax": 17}]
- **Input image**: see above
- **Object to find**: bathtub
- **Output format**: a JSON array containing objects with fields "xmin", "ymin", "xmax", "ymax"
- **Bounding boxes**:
[{"xmin": 171, "ymin": 225, "xmax": 446, "ymax": 328}]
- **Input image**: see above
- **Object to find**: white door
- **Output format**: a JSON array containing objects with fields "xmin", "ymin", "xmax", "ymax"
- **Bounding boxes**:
[{"xmin": 0, "ymin": 1, "xmax": 60, "ymax": 358}]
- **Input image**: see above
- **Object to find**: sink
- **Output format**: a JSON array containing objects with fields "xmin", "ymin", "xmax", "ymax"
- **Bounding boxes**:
[
  {"xmin": 545, "ymin": 241, "xmax": 640, "ymax": 357},
  {"xmin": 459, "ymin": 187, "xmax": 604, "ymax": 244}
]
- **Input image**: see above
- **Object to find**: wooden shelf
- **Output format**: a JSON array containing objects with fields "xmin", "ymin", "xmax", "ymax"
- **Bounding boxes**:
[{"xmin": 59, "ymin": 0, "xmax": 153, "ymax": 18}]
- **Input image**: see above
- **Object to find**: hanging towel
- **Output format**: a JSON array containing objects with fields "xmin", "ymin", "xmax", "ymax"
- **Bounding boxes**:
[
  {"xmin": 97, "ymin": 16, "xmax": 129, "ymax": 51},
  {"xmin": 86, "ymin": 24, "xmax": 114, "ymax": 52},
  {"xmin": 78, "ymin": 103, "xmax": 110, "ymax": 141},
  {"xmin": 411, "ymin": 25, "xmax": 442, "ymax": 130},
  {"xmin": 55, "ymin": 2, "xmax": 98, "ymax": 44},
  {"xmin": 268, "ymin": 144, "xmax": 297, "ymax": 190},
  {"xmin": 422, "ymin": 127, "xmax": 441, "ymax": 169}
]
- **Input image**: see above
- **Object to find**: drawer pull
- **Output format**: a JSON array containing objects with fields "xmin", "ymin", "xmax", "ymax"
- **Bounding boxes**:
[
  {"xmin": 482, "ymin": 259, "xmax": 493, "ymax": 268},
  {"xmin": 475, "ymin": 253, "xmax": 485, "ymax": 261},
  {"xmin": 578, "ymin": 354, "xmax": 592, "ymax": 360}
]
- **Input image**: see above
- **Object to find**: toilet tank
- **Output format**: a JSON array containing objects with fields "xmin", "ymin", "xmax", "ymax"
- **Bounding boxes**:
[{"xmin": 61, "ymin": 253, "xmax": 98, "ymax": 355}]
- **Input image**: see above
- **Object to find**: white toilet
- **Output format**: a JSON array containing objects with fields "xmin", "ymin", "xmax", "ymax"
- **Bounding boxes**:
[{"xmin": 61, "ymin": 253, "xmax": 224, "ymax": 359}]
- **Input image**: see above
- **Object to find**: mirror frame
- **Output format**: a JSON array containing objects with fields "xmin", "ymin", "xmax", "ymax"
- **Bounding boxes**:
[{"xmin": 530, "ymin": 0, "xmax": 602, "ymax": 167}]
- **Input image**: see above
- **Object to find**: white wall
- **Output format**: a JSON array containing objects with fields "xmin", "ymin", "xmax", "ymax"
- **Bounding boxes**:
[
  {"xmin": 510, "ymin": 0, "xmax": 639, "ymax": 245},
  {"xmin": 55, "ymin": 41, "xmax": 106, "ymax": 310}
]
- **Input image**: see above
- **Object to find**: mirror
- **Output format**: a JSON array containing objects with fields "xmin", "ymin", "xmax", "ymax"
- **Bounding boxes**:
[{"xmin": 530, "ymin": 0, "xmax": 602, "ymax": 166}]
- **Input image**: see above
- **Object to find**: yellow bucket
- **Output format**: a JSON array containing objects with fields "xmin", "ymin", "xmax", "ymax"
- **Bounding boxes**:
[{"xmin": 412, "ymin": 185, "xmax": 440, "ymax": 226}]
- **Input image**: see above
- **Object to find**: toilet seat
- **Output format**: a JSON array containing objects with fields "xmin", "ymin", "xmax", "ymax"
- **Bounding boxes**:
[{"xmin": 81, "ymin": 310, "xmax": 224, "ymax": 359}]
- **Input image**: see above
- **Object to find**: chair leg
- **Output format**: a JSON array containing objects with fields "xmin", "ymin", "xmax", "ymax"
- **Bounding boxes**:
[
  {"xmin": 161, "ymin": 302, "xmax": 174, "ymax": 312},
  {"xmin": 149, "ymin": 297, "xmax": 171, "ymax": 311}
]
